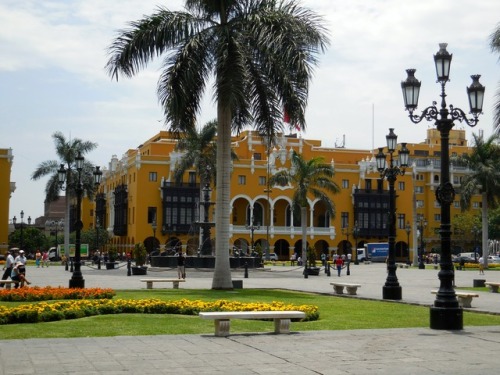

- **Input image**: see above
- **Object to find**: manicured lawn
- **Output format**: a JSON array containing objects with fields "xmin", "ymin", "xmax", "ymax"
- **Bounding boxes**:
[{"xmin": 1, "ymin": 289, "xmax": 499, "ymax": 340}]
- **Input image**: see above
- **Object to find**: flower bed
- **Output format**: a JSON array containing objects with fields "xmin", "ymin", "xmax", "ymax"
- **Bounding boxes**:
[
  {"xmin": 0, "ymin": 298, "xmax": 319, "ymax": 325},
  {"xmin": 0, "ymin": 287, "xmax": 115, "ymax": 302}
]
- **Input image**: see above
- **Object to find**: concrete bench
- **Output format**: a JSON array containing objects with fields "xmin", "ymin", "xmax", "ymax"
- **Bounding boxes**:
[
  {"xmin": 330, "ymin": 282, "xmax": 362, "ymax": 295},
  {"xmin": 396, "ymin": 263, "xmax": 409, "ymax": 269},
  {"xmin": 199, "ymin": 311, "xmax": 306, "ymax": 337},
  {"xmin": 140, "ymin": 278, "xmax": 185, "ymax": 289},
  {"xmin": 485, "ymin": 282, "xmax": 500, "ymax": 293},
  {"xmin": 431, "ymin": 290, "xmax": 479, "ymax": 308},
  {"xmin": 0, "ymin": 280, "xmax": 20, "ymax": 290}
]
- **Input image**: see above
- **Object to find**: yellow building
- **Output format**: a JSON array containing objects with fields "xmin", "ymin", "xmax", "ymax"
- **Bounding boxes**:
[
  {"xmin": 93, "ymin": 128, "xmax": 481, "ymax": 262},
  {"xmin": 0, "ymin": 148, "xmax": 15, "ymax": 255}
]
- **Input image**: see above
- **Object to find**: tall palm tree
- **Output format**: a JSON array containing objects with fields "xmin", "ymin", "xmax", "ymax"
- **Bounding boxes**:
[
  {"xmin": 269, "ymin": 150, "xmax": 340, "ymax": 271},
  {"xmin": 490, "ymin": 23, "xmax": 500, "ymax": 132},
  {"xmin": 32, "ymin": 132, "xmax": 98, "ymax": 259},
  {"xmin": 455, "ymin": 132, "xmax": 500, "ymax": 268},
  {"xmin": 106, "ymin": 0, "xmax": 329, "ymax": 289}
]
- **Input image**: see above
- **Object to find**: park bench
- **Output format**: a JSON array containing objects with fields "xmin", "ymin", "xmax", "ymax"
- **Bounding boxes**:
[
  {"xmin": 485, "ymin": 282, "xmax": 500, "ymax": 293},
  {"xmin": 396, "ymin": 263, "xmax": 410, "ymax": 269},
  {"xmin": 0, "ymin": 280, "xmax": 20, "ymax": 290},
  {"xmin": 330, "ymin": 282, "xmax": 362, "ymax": 295},
  {"xmin": 199, "ymin": 311, "xmax": 306, "ymax": 337},
  {"xmin": 431, "ymin": 290, "xmax": 479, "ymax": 308},
  {"xmin": 140, "ymin": 278, "xmax": 185, "ymax": 289}
]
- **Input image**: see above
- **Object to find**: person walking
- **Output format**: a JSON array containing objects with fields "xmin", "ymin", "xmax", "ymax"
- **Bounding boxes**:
[
  {"xmin": 42, "ymin": 251, "xmax": 49, "ymax": 267},
  {"xmin": 479, "ymin": 256, "xmax": 485, "ymax": 275},
  {"xmin": 35, "ymin": 249, "xmax": 42, "ymax": 268},
  {"xmin": 335, "ymin": 255, "xmax": 344, "ymax": 277},
  {"xmin": 177, "ymin": 250, "xmax": 186, "ymax": 279},
  {"xmin": 1, "ymin": 250, "xmax": 15, "ymax": 287}
]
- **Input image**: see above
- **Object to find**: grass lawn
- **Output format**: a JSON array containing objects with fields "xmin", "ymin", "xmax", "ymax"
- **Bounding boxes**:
[{"xmin": 1, "ymin": 289, "xmax": 499, "ymax": 340}]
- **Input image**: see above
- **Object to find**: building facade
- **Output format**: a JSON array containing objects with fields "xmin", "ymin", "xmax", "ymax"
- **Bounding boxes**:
[
  {"xmin": 92, "ymin": 128, "xmax": 481, "ymax": 262},
  {"xmin": 0, "ymin": 148, "xmax": 15, "ymax": 255}
]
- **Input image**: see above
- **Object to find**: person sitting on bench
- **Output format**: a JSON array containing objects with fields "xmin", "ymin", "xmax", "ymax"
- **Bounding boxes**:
[{"xmin": 11, "ymin": 262, "xmax": 31, "ymax": 288}]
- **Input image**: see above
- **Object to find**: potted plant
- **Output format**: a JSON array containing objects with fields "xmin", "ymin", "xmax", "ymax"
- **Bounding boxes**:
[
  {"xmin": 106, "ymin": 246, "xmax": 118, "ymax": 269},
  {"xmin": 131, "ymin": 243, "xmax": 148, "ymax": 275}
]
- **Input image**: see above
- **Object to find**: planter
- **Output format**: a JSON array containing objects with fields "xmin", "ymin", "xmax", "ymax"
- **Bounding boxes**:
[
  {"xmin": 307, "ymin": 267, "xmax": 321, "ymax": 276},
  {"xmin": 105, "ymin": 262, "xmax": 117, "ymax": 270},
  {"xmin": 131, "ymin": 266, "xmax": 148, "ymax": 275}
]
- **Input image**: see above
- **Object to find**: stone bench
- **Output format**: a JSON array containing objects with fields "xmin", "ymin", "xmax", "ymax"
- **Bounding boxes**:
[
  {"xmin": 485, "ymin": 282, "xmax": 500, "ymax": 293},
  {"xmin": 140, "ymin": 278, "xmax": 185, "ymax": 289},
  {"xmin": 396, "ymin": 263, "xmax": 409, "ymax": 269},
  {"xmin": 199, "ymin": 311, "xmax": 306, "ymax": 337},
  {"xmin": 330, "ymin": 282, "xmax": 362, "ymax": 295},
  {"xmin": 0, "ymin": 280, "xmax": 20, "ymax": 290},
  {"xmin": 431, "ymin": 290, "xmax": 479, "ymax": 308}
]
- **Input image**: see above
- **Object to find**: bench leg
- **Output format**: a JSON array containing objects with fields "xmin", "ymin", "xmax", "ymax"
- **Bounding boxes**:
[
  {"xmin": 457, "ymin": 296, "xmax": 472, "ymax": 308},
  {"xmin": 489, "ymin": 285, "xmax": 499, "ymax": 293},
  {"xmin": 5, "ymin": 283, "xmax": 11, "ymax": 290},
  {"xmin": 346, "ymin": 286, "xmax": 358, "ymax": 295},
  {"xmin": 146, "ymin": 281, "xmax": 153, "ymax": 289},
  {"xmin": 333, "ymin": 285, "xmax": 344, "ymax": 294},
  {"xmin": 172, "ymin": 281, "xmax": 179, "ymax": 289},
  {"xmin": 214, "ymin": 319, "xmax": 230, "ymax": 337},
  {"xmin": 274, "ymin": 318, "xmax": 291, "ymax": 334}
]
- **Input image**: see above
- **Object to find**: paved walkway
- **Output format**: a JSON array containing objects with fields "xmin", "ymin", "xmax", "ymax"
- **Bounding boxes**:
[{"xmin": 2, "ymin": 262, "xmax": 500, "ymax": 374}]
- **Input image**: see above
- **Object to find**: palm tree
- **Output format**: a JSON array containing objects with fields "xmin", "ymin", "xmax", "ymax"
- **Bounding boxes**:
[
  {"xmin": 31, "ymin": 132, "xmax": 98, "ymax": 259},
  {"xmin": 455, "ymin": 132, "xmax": 500, "ymax": 268},
  {"xmin": 269, "ymin": 150, "xmax": 340, "ymax": 272},
  {"xmin": 106, "ymin": 0, "xmax": 328, "ymax": 289},
  {"xmin": 490, "ymin": 23, "xmax": 500, "ymax": 132}
]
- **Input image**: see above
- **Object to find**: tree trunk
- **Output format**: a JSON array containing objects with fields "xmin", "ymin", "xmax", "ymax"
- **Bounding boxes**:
[
  {"xmin": 482, "ymin": 192, "xmax": 489, "ymax": 268},
  {"xmin": 301, "ymin": 206, "xmax": 307, "ymax": 266},
  {"xmin": 211, "ymin": 103, "xmax": 233, "ymax": 289}
]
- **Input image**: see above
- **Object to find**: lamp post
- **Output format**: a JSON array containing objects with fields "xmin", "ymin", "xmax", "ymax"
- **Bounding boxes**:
[
  {"xmin": 401, "ymin": 43, "xmax": 485, "ymax": 330},
  {"xmin": 418, "ymin": 218, "xmax": 428, "ymax": 269},
  {"xmin": 353, "ymin": 221, "xmax": 360, "ymax": 265},
  {"xmin": 376, "ymin": 128, "xmax": 409, "ymax": 301},
  {"xmin": 95, "ymin": 217, "xmax": 100, "ymax": 269},
  {"xmin": 58, "ymin": 152, "xmax": 102, "ymax": 288},
  {"xmin": 50, "ymin": 220, "xmax": 64, "ymax": 248},
  {"xmin": 472, "ymin": 225, "xmax": 480, "ymax": 262},
  {"xmin": 342, "ymin": 223, "xmax": 357, "ymax": 275},
  {"xmin": 405, "ymin": 221, "xmax": 411, "ymax": 265},
  {"xmin": 20, "ymin": 210, "xmax": 24, "ymax": 250},
  {"xmin": 246, "ymin": 218, "xmax": 260, "ymax": 253}
]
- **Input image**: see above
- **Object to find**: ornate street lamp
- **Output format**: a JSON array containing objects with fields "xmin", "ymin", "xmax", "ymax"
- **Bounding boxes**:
[
  {"xmin": 353, "ymin": 221, "xmax": 360, "ymax": 265},
  {"xmin": 376, "ymin": 128, "xmax": 409, "ymax": 300},
  {"xmin": 58, "ymin": 152, "xmax": 102, "ymax": 288},
  {"xmin": 418, "ymin": 218, "xmax": 428, "ymax": 269},
  {"xmin": 246, "ymin": 218, "xmax": 260, "ymax": 253},
  {"xmin": 405, "ymin": 221, "xmax": 411, "ymax": 265},
  {"xmin": 342, "ymin": 223, "xmax": 358, "ymax": 274},
  {"xmin": 401, "ymin": 43, "xmax": 484, "ymax": 330},
  {"xmin": 20, "ymin": 210, "xmax": 24, "ymax": 250}
]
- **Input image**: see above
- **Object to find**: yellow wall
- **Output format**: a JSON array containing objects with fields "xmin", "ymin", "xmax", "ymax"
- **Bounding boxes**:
[{"xmin": 0, "ymin": 148, "xmax": 14, "ymax": 255}]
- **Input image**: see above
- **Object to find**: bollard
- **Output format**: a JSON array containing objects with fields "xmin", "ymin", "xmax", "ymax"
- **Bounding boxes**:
[
  {"xmin": 97, "ymin": 258, "xmax": 101, "ymax": 270},
  {"xmin": 304, "ymin": 265, "xmax": 308, "ymax": 279},
  {"xmin": 127, "ymin": 259, "xmax": 131, "ymax": 276},
  {"xmin": 244, "ymin": 262, "xmax": 248, "ymax": 278},
  {"xmin": 326, "ymin": 262, "xmax": 331, "ymax": 277},
  {"xmin": 347, "ymin": 261, "xmax": 350, "ymax": 276},
  {"xmin": 65, "ymin": 259, "xmax": 69, "ymax": 271},
  {"xmin": 70, "ymin": 260, "xmax": 74, "ymax": 272}
]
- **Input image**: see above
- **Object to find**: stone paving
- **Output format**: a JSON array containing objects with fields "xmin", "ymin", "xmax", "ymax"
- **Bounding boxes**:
[{"xmin": 1, "ymin": 262, "xmax": 500, "ymax": 374}]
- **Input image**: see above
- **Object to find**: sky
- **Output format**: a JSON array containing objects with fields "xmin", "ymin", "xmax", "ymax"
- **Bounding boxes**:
[{"xmin": 1, "ymin": 0, "xmax": 499, "ymax": 220}]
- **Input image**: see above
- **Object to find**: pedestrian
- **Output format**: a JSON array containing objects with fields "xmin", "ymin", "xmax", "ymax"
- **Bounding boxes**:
[
  {"xmin": 479, "ymin": 256, "xmax": 485, "ymax": 275},
  {"xmin": 1, "ymin": 250, "xmax": 15, "ymax": 287},
  {"xmin": 35, "ymin": 249, "xmax": 42, "ymax": 268},
  {"xmin": 14, "ymin": 250, "xmax": 27, "ymax": 277},
  {"xmin": 177, "ymin": 250, "xmax": 186, "ymax": 279},
  {"xmin": 42, "ymin": 251, "xmax": 49, "ymax": 267},
  {"xmin": 335, "ymin": 255, "xmax": 344, "ymax": 277},
  {"xmin": 290, "ymin": 253, "xmax": 296, "ymax": 266},
  {"xmin": 11, "ymin": 261, "xmax": 31, "ymax": 288}
]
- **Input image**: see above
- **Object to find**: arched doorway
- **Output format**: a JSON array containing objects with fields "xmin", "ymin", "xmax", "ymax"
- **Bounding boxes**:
[{"xmin": 274, "ymin": 239, "xmax": 290, "ymax": 260}]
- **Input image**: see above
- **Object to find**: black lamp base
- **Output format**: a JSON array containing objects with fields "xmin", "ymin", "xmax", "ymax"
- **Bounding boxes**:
[
  {"xmin": 430, "ymin": 306, "xmax": 463, "ymax": 330},
  {"xmin": 382, "ymin": 286, "xmax": 402, "ymax": 300},
  {"xmin": 69, "ymin": 278, "xmax": 85, "ymax": 289}
]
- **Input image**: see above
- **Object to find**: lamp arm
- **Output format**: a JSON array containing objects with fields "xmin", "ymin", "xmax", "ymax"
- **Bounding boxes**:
[
  {"xmin": 449, "ymin": 105, "xmax": 479, "ymax": 127},
  {"xmin": 407, "ymin": 103, "xmax": 439, "ymax": 124}
]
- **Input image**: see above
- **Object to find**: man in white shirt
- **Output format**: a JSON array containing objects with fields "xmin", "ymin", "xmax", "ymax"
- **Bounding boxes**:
[{"xmin": 1, "ymin": 250, "xmax": 15, "ymax": 287}]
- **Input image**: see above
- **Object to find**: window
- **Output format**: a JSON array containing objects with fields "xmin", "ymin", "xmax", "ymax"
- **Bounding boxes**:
[
  {"xmin": 415, "ymin": 186, "xmax": 424, "ymax": 194},
  {"xmin": 259, "ymin": 176, "xmax": 266, "ymax": 186},
  {"xmin": 416, "ymin": 200, "xmax": 424, "ymax": 208},
  {"xmin": 365, "ymin": 179, "xmax": 372, "ymax": 190},
  {"xmin": 342, "ymin": 179, "xmax": 349, "ymax": 189},
  {"xmin": 398, "ymin": 181, "xmax": 405, "ymax": 191},
  {"xmin": 397, "ymin": 214, "xmax": 406, "ymax": 229},
  {"xmin": 434, "ymin": 214, "xmax": 441, "ymax": 221},
  {"xmin": 238, "ymin": 175, "xmax": 246, "ymax": 185},
  {"xmin": 149, "ymin": 172, "xmax": 157, "ymax": 182},
  {"xmin": 341, "ymin": 212, "xmax": 349, "ymax": 228},
  {"xmin": 454, "ymin": 201, "xmax": 460, "ymax": 208},
  {"xmin": 188, "ymin": 172, "xmax": 196, "ymax": 184},
  {"xmin": 416, "ymin": 174, "xmax": 424, "ymax": 181},
  {"xmin": 473, "ymin": 202, "xmax": 480, "ymax": 209},
  {"xmin": 148, "ymin": 207, "xmax": 157, "ymax": 224},
  {"xmin": 253, "ymin": 153, "xmax": 262, "ymax": 160}
]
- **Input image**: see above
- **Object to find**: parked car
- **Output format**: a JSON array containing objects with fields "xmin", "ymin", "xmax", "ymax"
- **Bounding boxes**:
[
  {"xmin": 267, "ymin": 253, "xmax": 278, "ymax": 261},
  {"xmin": 487, "ymin": 255, "xmax": 500, "ymax": 263}
]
